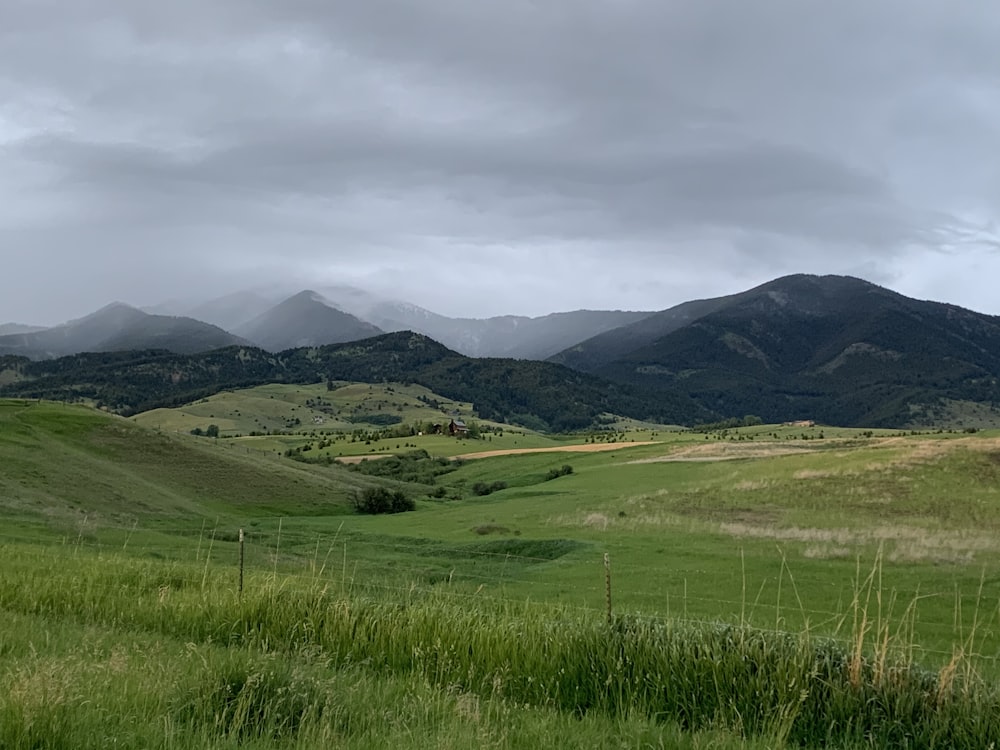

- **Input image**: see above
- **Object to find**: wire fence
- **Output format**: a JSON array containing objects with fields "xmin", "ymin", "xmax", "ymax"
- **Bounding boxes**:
[{"xmin": 5, "ymin": 518, "xmax": 998, "ymax": 669}]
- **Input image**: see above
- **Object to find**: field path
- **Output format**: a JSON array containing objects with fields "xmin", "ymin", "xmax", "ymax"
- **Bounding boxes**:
[
  {"xmin": 453, "ymin": 442, "xmax": 658, "ymax": 460},
  {"xmin": 336, "ymin": 453, "xmax": 396, "ymax": 464}
]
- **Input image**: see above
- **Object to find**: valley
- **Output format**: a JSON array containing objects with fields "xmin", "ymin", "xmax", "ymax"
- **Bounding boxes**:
[
  {"xmin": 4, "ymin": 274, "xmax": 1000, "ymax": 748},
  {"xmin": 3, "ymin": 393, "xmax": 1000, "ymax": 747}
]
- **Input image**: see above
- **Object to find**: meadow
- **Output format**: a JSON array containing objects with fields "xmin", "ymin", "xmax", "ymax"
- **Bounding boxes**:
[{"xmin": 3, "ymin": 396, "xmax": 1000, "ymax": 747}]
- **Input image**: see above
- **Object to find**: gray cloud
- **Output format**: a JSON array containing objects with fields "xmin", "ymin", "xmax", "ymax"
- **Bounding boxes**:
[{"xmin": 2, "ymin": 0, "xmax": 1000, "ymax": 325}]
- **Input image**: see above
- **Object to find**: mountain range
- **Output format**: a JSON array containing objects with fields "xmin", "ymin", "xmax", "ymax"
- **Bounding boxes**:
[
  {"xmin": 4, "ymin": 274, "xmax": 1000, "ymax": 428},
  {"xmin": 4, "ymin": 286, "xmax": 653, "ymax": 361}
]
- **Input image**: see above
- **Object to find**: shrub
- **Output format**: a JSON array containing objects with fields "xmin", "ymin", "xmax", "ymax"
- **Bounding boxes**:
[
  {"xmin": 545, "ymin": 465, "xmax": 574, "ymax": 481},
  {"xmin": 351, "ymin": 487, "xmax": 415, "ymax": 515},
  {"xmin": 471, "ymin": 481, "xmax": 508, "ymax": 497}
]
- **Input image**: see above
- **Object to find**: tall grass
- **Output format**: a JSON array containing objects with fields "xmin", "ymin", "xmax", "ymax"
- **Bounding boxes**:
[{"xmin": 1, "ymin": 543, "xmax": 998, "ymax": 748}]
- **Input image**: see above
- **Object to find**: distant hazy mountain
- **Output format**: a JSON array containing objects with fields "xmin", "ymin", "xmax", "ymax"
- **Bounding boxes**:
[
  {"xmin": 234, "ymin": 290, "xmax": 383, "ymax": 352},
  {"xmin": 156, "ymin": 283, "xmax": 652, "ymax": 360},
  {"xmin": 0, "ymin": 323, "xmax": 47, "ymax": 336},
  {"xmin": 555, "ymin": 274, "xmax": 1000, "ymax": 426},
  {"xmin": 185, "ymin": 290, "xmax": 279, "ymax": 332},
  {"xmin": 0, "ymin": 303, "xmax": 246, "ymax": 360},
  {"xmin": 306, "ymin": 285, "xmax": 652, "ymax": 359}
]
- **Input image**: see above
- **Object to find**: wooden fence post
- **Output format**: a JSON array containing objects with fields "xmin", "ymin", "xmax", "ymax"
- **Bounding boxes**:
[
  {"xmin": 238, "ymin": 528, "xmax": 245, "ymax": 598},
  {"xmin": 604, "ymin": 552, "xmax": 612, "ymax": 626}
]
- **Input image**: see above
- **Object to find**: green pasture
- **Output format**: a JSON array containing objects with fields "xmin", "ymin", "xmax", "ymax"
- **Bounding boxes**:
[
  {"xmin": 6, "ymin": 398, "xmax": 1000, "ymax": 666},
  {"xmin": 4, "ymin": 398, "xmax": 1000, "ymax": 747},
  {"xmin": 1, "ymin": 540, "xmax": 999, "ymax": 749},
  {"xmin": 132, "ymin": 381, "xmax": 481, "ymax": 436}
]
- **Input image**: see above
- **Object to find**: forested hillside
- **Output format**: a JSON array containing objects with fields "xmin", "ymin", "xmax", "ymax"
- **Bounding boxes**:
[{"xmin": 0, "ymin": 332, "xmax": 710, "ymax": 431}]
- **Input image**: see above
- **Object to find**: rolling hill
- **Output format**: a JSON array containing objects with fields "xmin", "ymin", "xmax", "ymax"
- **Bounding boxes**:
[{"xmin": 0, "ymin": 399, "xmax": 373, "ymax": 534}]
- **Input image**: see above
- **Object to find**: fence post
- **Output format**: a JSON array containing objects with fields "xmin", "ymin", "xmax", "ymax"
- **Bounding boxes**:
[
  {"xmin": 238, "ymin": 528, "xmax": 245, "ymax": 598},
  {"xmin": 604, "ymin": 552, "xmax": 612, "ymax": 626}
]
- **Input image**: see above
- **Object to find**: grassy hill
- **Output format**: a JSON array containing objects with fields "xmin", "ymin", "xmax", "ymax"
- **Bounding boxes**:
[
  {"xmin": 131, "ymin": 381, "xmax": 576, "ymax": 463},
  {"xmin": 132, "ymin": 381, "xmax": 480, "ymax": 436},
  {"xmin": 0, "ymin": 400, "xmax": 380, "ymax": 539}
]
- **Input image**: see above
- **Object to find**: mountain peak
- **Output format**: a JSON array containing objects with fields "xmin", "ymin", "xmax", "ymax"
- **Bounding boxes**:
[
  {"xmin": 0, "ymin": 301, "xmax": 243, "ymax": 359},
  {"xmin": 234, "ymin": 291, "xmax": 383, "ymax": 352}
]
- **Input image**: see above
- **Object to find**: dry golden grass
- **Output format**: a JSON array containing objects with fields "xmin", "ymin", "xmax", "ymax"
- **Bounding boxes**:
[
  {"xmin": 793, "ymin": 469, "xmax": 845, "ymax": 480},
  {"xmin": 583, "ymin": 512, "xmax": 610, "ymax": 530},
  {"xmin": 335, "ymin": 453, "xmax": 396, "ymax": 464},
  {"xmin": 629, "ymin": 442, "xmax": 814, "ymax": 464},
  {"xmin": 719, "ymin": 522, "xmax": 997, "ymax": 564},
  {"xmin": 734, "ymin": 479, "xmax": 773, "ymax": 491},
  {"xmin": 802, "ymin": 545, "xmax": 852, "ymax": 560},
  {"xmin": 454, "ymin": 442, "xmax": 658, "ymax": 460}
]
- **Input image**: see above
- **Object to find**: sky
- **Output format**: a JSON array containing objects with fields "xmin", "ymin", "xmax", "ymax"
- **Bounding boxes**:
[{"xmin": 2, "ymin": 1, "xmax": 1000, "ymax": 326}]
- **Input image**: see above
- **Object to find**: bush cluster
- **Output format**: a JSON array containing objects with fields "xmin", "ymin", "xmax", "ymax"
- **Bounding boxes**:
[
  {"xmin": 351, "ymin": 487, "xmax": 415, "ymax": 514},
  {"xmin": 544, "ymin": 464, "xmax": 574, "ymax": 481},
  {"xmin": 471, "ymin": 480, "xmax": 508, "ymax": 496},
  {"xmin": 347, "ymin": 449, "xmax": 458, "ymax": 485}
]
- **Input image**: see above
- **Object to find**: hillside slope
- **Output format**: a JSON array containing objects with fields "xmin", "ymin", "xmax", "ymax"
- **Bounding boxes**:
[
  {"xmin": 0, "ymin": 332, "xmax": 710, "ymax": 430},
  {"xmin": 0, "ymin": 400, "xmax": 372, "ymax": 533},
  {"xmin": 583, "ymin": 275, "xmax": 1000, "ymax": 426}
]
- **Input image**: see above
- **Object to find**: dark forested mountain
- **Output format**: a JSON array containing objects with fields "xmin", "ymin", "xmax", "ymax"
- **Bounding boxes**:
[
  {"xmin": 0, "ymin": 303, "xmax": 245, "ymax": 360},
  {"xmin": 0, "ymin": 332, "xmax": 708, "ymax": 430},
  {"xmin": 234, "ymin": 291, "xmax": 383, "ymax": 351},
  {"xmin": 550, "ymin": 295, "xmax": 748, "ymax": 372},
  {"xmin": 559, "ymin": 274, "xmax": 1000, "ymax": 426}
]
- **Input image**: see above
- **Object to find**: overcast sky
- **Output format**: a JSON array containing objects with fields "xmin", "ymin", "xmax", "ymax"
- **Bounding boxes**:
[{"xmin": 2, "ymin": 1, "xmax": 1000, "ymax": 325}]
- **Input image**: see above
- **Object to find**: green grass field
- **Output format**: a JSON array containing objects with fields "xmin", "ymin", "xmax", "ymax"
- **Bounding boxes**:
[
  {"xmin": 132, "ymin": 381, "xmax": 482, "ymax": 436},
  {"xmin": 132, "ymin": 381, "xmax": 574, "ymax": 460},
  {"xmin": 4, "ymin": 397, "xmax": 1000, "ymax": 748}
]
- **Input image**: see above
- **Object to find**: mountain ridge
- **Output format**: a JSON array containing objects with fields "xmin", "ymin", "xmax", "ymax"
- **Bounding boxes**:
[
  {"xmin": 6, "ymin": 274, "xmax": 1000, "ymax": 429},
  {"xmin": 570, "ymin": 274, "xmax": 1000, "ymax": 426},
  {"xmin": 0, "ymin": 302, "xmax": 247, "ymax": 360},
  {"xmin": 0, "ymin": 331, "xmax": 707, "ymax": 430},
  {"xmin": 234, "ymin": 290, "xmax": 384, "ymax": 351}
]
